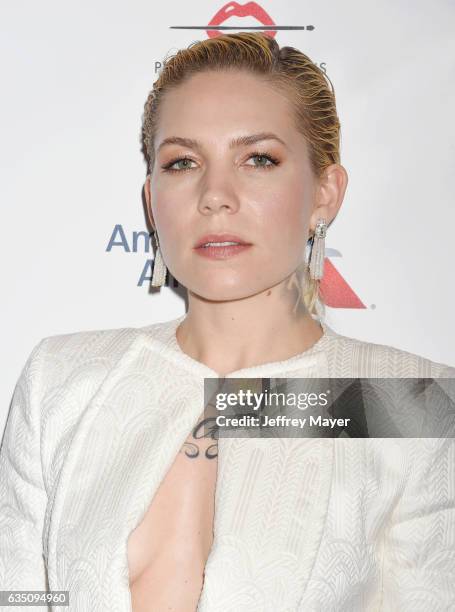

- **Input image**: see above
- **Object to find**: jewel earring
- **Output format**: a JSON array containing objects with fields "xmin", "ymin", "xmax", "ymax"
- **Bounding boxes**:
[
  {"xmin": 151, "ymin": 229, "xmax": 168, "ymax": 287},
  {"xmin": 308, "ymin": 218, "xmax": 328, "ymax": 280}
]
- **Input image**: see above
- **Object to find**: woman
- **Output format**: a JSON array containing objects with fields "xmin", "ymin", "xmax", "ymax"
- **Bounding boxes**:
[{"xmin": 1, "ymin": 33, "xmax": 454, "ymax": 612}]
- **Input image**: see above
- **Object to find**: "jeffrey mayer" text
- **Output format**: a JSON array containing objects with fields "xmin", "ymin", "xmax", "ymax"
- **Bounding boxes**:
[{"xmin": 216, "ymin": 415, "xmax": 351, "ymax": 428}]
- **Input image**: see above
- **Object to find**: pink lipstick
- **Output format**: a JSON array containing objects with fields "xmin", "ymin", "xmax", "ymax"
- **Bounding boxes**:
[{"xmin": 194, "ymin": 233, "xmax": 252, "ymax": 260}]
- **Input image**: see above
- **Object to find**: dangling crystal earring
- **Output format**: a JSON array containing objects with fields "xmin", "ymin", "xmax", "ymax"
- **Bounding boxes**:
[
  {"xmin": 308, "ymin": 218, "xmax": 328, "ymax": 280},
  {"xmin": 151, "ymin": 230, "xmax": 168, "ymax": 287}
]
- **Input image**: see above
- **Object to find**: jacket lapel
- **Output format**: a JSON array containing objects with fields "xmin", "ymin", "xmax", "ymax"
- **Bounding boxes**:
[
  {"xmin": 198, "ymin": 354, "xmax": 334, "ymax": 611},
  {"xmin": 46, "ymin": 330, "xmax": 218, "ymax": 609},
  {"xmin": 46, "ymin": 320, "xmax": 334, "ymax": 611},
  {"xmin": 199, "ymin": 436, "xmax": 334, "ymax": 611}
]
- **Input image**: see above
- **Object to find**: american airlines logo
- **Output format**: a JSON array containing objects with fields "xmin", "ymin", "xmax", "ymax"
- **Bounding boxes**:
[{"xmin": 321, "ymin": 249, "xmax": 366, "ymax": 309}]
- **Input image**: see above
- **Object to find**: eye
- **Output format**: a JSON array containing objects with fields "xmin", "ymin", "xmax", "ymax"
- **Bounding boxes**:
[
  {"xmin": 245, "ymin": 152, "xmax": 280, "ymax": 169},
  {"xmin": 161, "ymin": 157, "xmax": 197, "ymax": 173},
  {"xmin": 160, "ymin": 151, "xmax": 280, "ymax": 174}
]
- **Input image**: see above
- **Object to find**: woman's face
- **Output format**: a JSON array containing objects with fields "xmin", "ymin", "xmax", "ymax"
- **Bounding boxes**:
[{"xmin": 147, "ymin": 69, "xmax": 322, "ymax": 301}]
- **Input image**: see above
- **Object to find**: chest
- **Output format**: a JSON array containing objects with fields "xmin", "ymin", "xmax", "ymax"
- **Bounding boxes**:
[{"xmin": 126, "ymin": 427, "xmax": 218, "ymax": 589}]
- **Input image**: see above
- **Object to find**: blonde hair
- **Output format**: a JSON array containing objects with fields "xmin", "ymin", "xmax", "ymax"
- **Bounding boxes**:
[{"xmin": 141, "ymin": 32, "xmax": 341, "ymax": 318}]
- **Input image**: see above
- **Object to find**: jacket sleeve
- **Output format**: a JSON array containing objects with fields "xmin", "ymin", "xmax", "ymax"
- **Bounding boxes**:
[
  {"xmin": 380, "ymin": 437, "xmax": 455, "ymax": 611},
  {"xmin": 0, "ymin": 338, "xmax": 49, "ymax": 593}
]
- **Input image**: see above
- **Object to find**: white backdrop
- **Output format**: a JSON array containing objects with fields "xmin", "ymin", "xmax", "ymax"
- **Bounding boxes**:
[{"xmin": 2, "ymin": 1, "xmax": 454, "ymax": 432}]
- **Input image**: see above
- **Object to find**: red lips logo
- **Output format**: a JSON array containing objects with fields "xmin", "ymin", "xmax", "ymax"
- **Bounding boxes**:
[{"xmin": 207, "ymin": 2, "xmax": 277, "ymax": 38}]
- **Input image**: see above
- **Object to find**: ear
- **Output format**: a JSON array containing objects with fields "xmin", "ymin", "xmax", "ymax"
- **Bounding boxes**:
[
  {"xmin": 144, "ymin": 174, "xmax": 156, "ymax": 231},
  {"xmin": 310, "ymin": 164, "xmax": 349, "ymax": 233}
]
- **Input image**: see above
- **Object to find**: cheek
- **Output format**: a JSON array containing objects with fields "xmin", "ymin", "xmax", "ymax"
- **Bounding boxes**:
[
  {"xmin": 150, "ymin": 211, "xmax": 183, "ymax": 270},
  {"xmin": 150, "ymin": 187, "xmax": 189, "ymax": 243},
  {"xmin": 258, "ymin": 189, "xmax": 309, "ymax": 247}
]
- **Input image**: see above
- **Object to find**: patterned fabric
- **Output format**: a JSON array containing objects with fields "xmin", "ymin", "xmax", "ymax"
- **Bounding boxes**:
[{"xmin": 1, "ymin": 314, "xmax": 454, "ymax": 611}]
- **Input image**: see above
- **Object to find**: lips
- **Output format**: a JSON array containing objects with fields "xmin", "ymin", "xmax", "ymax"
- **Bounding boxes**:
[
  {"xmin": 207, "ymin": 2, "xmax": 276, "ymax": 39},
  {"xmin": 194, "ymin": 233, "xmax": 251, "ymax": 248}
]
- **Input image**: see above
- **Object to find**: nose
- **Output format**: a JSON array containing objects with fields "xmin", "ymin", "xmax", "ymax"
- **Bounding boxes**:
[{"xmin": 197, "ymin": 170, "xmax": 240, "ymax": 215}]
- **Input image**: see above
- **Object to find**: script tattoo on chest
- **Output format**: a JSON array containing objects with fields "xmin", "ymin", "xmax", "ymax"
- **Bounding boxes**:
[{"xmin": 181, "ymin": 415, "xmax": 219, "ymax": 460}]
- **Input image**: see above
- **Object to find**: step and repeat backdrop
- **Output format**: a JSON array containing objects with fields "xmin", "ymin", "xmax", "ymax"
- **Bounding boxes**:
[{"xmin": 2, "ymin": 1, "xmax": 454, "ymax": 428}]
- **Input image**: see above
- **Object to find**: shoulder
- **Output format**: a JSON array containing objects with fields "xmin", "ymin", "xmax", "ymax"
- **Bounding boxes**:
[
  {"xmin": 320, "ymin": 325, "xmax": 455, "ymax": 439},
  {"xmin": 23, "ymin": 320, "xmax": 174, "ymax": 481},
  {"xmin": 38, "ymin": 324, "xmax": 137, "ymax": 365},
  {"xmin": 24, "ymin": 324, "xmax": 139, "ymax": 426},
  {"xmin": 322, "ymin": 324, "xmax": 455, "ymax": 378},
  {"xmin": 32, "ymin": 317, "xmax": 178, "ymax": 393},
  {"xmin": 38, "ymin": 317, "xmax": 175, "ymax": 361},
  {"xmin": 10, "ymin": 325, "xmax": 139, "ymax": 409},
  {"xmin": 36, "ymin": 317, "xmax": 172, "ymax": 370}
]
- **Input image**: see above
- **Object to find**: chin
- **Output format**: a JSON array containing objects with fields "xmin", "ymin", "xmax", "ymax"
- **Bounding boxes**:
[
  {"xmin": 175, "ymin": 266, "xmax": 291, "ymax": 301},
  {"xmin": 191, "ymin": 286, "xmax": 253, "ymax": 302},
  {"xmin": 190, "ymin": 277, "xmax": 279, "ymax": 303}
]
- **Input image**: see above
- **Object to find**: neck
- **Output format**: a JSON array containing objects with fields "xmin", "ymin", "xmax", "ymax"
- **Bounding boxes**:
[{"xmin": 175, "ymin": 276, "xmax": 324, "ymax": 377}]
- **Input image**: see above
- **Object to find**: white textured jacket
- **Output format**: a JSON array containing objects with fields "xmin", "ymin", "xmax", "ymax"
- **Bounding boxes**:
[{"xmin": 1, "ymin": 314, "xmax": 454, "ymax": 612}]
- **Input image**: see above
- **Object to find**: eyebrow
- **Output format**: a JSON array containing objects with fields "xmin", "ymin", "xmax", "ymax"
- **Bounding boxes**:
[{"xmin": 156, "ymin": 132, "xmax": 288, "ymax": 153}]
